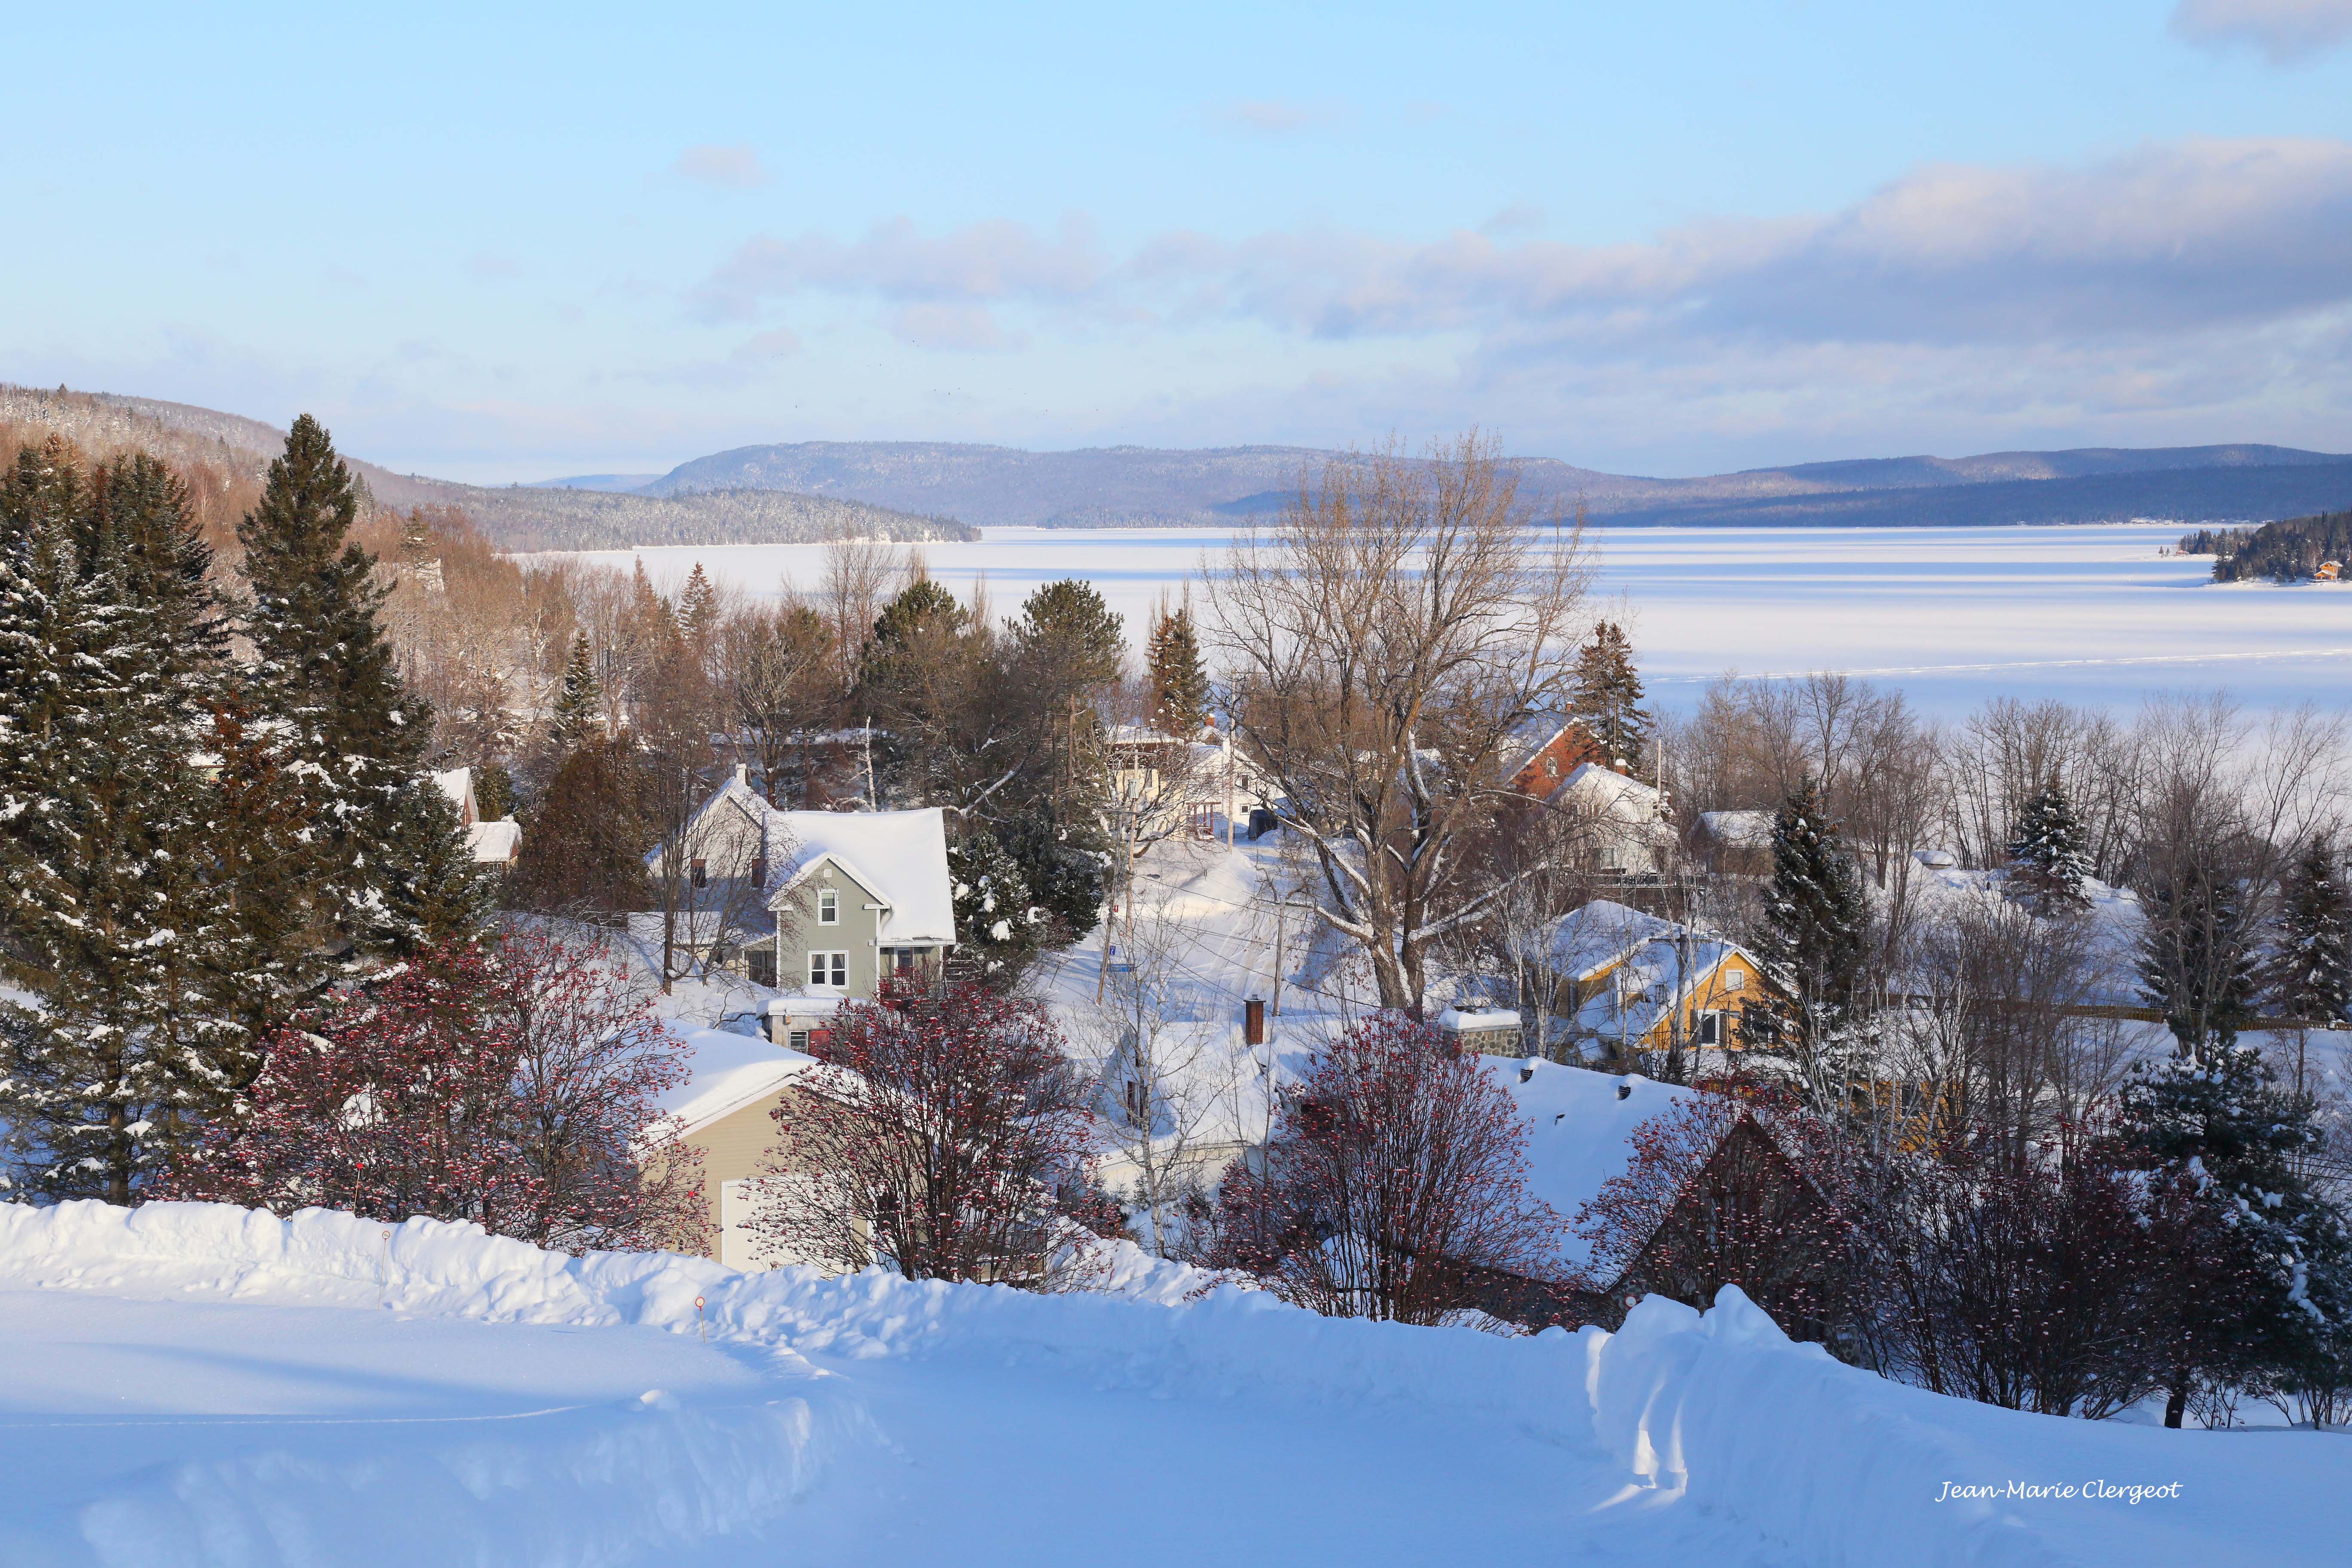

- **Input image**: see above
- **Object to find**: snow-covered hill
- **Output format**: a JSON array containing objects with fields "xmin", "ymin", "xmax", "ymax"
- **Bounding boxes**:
[{"xmin": 2, "ymin": 1198, "xmax": 2342, "ymax": 1566}]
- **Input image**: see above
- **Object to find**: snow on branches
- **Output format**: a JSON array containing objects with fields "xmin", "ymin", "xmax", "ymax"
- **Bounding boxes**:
[
  {"xmin": 164, "ymin": 931, "xmax": 703, "ymax": 1254},
  {"xmin": 1204, "ymin": 1012, "xmax": 1565, "ymax": 1326}
]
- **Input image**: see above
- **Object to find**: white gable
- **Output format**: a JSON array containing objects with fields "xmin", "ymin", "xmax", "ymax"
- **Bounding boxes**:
[{"xmin": 769, "ymin": 807, "xmax": 957, "ymax": 946}]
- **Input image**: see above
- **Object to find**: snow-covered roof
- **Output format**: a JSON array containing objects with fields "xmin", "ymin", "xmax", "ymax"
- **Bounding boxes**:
[
  {"xmin": 465, "ymin": 819, "xmax": 520, "ymax": 864},
  {"xmin": 1894, "ymin": 864, "xmax": 2144, "ymax": 1008},
  {"xmin": 1523, "ymin": 899, "xmax": 1679, "ymax": 980},
  {"xmin": 651, "ymin": 772, "xmax": 956, "ymax": 947},
  {"xmin": 1550, "ymin": 761, "xmax": 1664, "ymax": 818},
  {"xmin": 651, "ymin": 1026, "xmax": 820, "ymax": 1142},
  {"xmin": 431, "ymin": 767, "xmax": 475, "ymax": 822},
  {"xmin": 1499, "ymin": 1060, "xmax": 1710, "ymax": 1279},
  {"xmin": 1697, "ymin": 809, "xmax": 1774, "ymax": 850},
  {"xmin": 765, "ymin": 987, "xmax": 851, "ymax": 1018},
  {"xmin": 769, "ymin": 806, "xmax": 956, "ymax": 946},
  {"xmin": 1438, "ymin": 1007, "xmax": 1523, "ymax": 1034}
]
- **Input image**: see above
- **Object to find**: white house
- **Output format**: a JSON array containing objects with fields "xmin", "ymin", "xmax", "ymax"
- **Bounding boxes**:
[{"xmin": 1548, "ymin": 762, "xmax": 1675, "ymax": 877}]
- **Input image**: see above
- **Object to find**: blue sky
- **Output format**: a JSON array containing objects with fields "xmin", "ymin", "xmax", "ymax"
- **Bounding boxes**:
[{"xmin": 6, "ymin": 1, "xmax": 2352, "ymax": 481}]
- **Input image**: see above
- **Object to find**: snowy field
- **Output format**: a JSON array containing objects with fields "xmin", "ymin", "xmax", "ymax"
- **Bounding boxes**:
[
  {"xmin": 4, "ymin": 1199, "xmax": 2347, "ymax": 1567},
  {"xmin": 526, "ymin": 523, "xmax": 2352, "ymax": 717}
]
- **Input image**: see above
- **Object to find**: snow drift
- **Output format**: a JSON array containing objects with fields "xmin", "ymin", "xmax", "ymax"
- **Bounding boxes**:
[{"xmin": 2, "ymin": 1199, "xmax": 2337, "ymax": 1567}]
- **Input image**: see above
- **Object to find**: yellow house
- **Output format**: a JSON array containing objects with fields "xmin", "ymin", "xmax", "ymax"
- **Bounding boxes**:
[{"xmin": 1522, "ymin": 899, "xmax": 1784, "ymax": 1071}]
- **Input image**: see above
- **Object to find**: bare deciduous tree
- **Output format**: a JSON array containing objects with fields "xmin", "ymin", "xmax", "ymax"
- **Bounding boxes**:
[{"xmin": 1209, "ymin": 435, "xmax": 1592, "ymax": 1012}]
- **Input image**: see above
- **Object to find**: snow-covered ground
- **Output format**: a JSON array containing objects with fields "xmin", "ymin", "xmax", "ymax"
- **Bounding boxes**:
[
  {"xmin": 523, "ymin": 522, "xmax": 2352, "ymax": 715},
  {"xmin": 3, "ymin": 1198, "xmax": 2345, "ymax": 1567}
]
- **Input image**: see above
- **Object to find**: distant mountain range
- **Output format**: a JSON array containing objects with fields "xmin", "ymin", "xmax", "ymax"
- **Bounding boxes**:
[
  {"xmin": 537, "ymin": 439, "xmax": 2352, "ymax": 532},
  {"xmin": 0, "ymin": 387, "xmax": 974, "ymax": 552},
  {"xmin": 14, "ymin": 382, "xmax": 2349, "ymax": 545}
]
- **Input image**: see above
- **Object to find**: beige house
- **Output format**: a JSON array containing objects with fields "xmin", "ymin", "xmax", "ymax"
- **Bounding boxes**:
[{"xmin": 649, "ymin": 1029, "xmax": 852, "ymax": 1271}]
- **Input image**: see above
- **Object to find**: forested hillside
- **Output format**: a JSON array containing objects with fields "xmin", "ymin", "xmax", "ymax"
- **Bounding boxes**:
[{"xmin": 0, "ymin": 386, "xmax": 974, "ymax": 550}]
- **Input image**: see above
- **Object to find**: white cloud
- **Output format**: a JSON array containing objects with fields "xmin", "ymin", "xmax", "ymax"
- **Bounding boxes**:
[
  {"xmin": 675, "ymin": 137, "xmax": 2352, "ymax": 466},
  {"xmin": 891, "ymin": 303, "xmax": 1016, "ymax": 352},
  {"xmin": 2172, "ymin": 0, "xmax": 2352, "ymax": 63},
  {"xmin": 671, "ymin": 142, "xmax": 775, "ymax": 190},
  {"xmin": 691, "ymin": 215, "xmax": 1102, "ymax": 322}
]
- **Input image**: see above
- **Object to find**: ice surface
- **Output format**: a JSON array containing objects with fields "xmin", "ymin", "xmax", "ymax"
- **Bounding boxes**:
[{"xmin": 520, "ymin": 522, "xmax": 2352, "ymax": 715}]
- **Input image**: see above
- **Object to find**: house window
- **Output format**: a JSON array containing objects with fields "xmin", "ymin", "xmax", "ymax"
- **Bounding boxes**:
[
  {"xmin": 750, "ymin": 855, "xmax": 766, "ymax": 886},
  {"xmin": 747, "ymin": 949, "xmax": 777, "ymax": 987},
  {"xmin": 818, "ymin": 888, "xmax": 839, "ymax": 925},
  {"xmin": 1722, "ymin": 967, "xmax": 1745, "ymax": 992},
  {"xmin": 787, "ymin": 1029, "xmax": 808, "ymax": 1050},
  {"xmin": 893, "ymin": 947, "xmax": 916, "ymax": 976},
  {"xmin": 1694, "ymin": 1010, "xmax": 1724, "ymax": 1046},
  {"xmin": 808, "ymin": 951, "xmax": 848, "ymax": 987},
  {"xmin": 690, "ymin": 857, "xmax": 707, "ymax": 889},
  {"xmin": 1124, "ymin": 1079, "xmax": 1147, "ymax": 1123}
]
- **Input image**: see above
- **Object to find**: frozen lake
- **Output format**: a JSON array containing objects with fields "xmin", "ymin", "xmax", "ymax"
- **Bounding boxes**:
[{"xmin": 530, "ymin": 523, "xmax": 2352, "ymax": 717}]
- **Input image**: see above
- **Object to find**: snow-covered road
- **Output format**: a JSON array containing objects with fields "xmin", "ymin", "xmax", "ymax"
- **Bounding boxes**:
[{"xmin": 3, "ymin": 1200, "xmax": 2346, "ymax": 1566}]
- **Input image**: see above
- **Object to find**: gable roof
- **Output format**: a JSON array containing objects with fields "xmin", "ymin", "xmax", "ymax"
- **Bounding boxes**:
[
  {"xmin": 1498, "ymin": 1061, "xmax": 1711, "ymax": 1281},
  {"xmin": 643, "ymin": 1026, "xmax": 821, "ymax": 1145},
  {"xmin": 1522, "ymin": 898, "xmax": 1679, "ymax": 980},
  {"xmin": 649, "ymin": 772, "xmax": 958, "ymax": 947},
  {"xmin": 767, "ymin": 806, "xmax": 956, "ymax": 946}
]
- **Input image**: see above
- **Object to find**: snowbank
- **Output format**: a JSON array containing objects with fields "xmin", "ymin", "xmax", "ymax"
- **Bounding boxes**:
[{"xmin": 5, "ymin": 1200, "xmax": 2342, "ymax": 1567}]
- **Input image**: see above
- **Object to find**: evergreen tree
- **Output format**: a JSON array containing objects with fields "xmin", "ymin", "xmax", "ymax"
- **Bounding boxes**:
[
  {"xmin": 997, "ymin": 806, "xmax": 1109, "ymax": 945},
  {"xmin": 1016, "ymin": 579, "xmax": 1125, "ymax": 692},
  {"xmin": 949, "ymin": 828, "xmax": 1041, "ymax": 984},
  {"xmin": 377, "ymin": 781, "xmax": 495, "ymax": 953},
  {"xmin": 1747, "ymin": 778, "xmax": 1871, "ymax": 1101},
  {"xmin": 237, "ymin": 415, "xmax": 481, "ymax": 959},
  {"xmin": 1146, "ymin": 596, "xmax": 1211, "ymax": 735},
  {"xmin": 2005, "ymin": 783, "xmax": 2093, "ymax": 912},
  {"xmin": 551, "ymin": 632, "xmax": 603, "ymax": 748},
  {"xmin": 2120, "ymin": 1047, "xmax": 2352, "ymax": 1425},
  {"xmin": 1570, "ymin": 621, "xmax": 1652, "ymax": 766},
  {"xmin": 2138, "ymin": 861, "xmax": 2259, "ymax": 1061},
  {"xmin": 0, "ymin": 441, "xmax": 245, "ymax": 1200},
  {"xmin": 473, "ymin": 761, "xmax": 518, "ymax": 822},
  {"xmin": 2267, "ymin": 839, "xmax": 2352, "ymax": 1026},
  {"xmin": 677, "ymin": 561, "xmax": 720, "ymax": 647}
]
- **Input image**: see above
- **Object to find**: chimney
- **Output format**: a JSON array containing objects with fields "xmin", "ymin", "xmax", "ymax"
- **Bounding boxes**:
[{"xmin": 1244, "ymin": 997, "xmax": 1265, "ymax": 1046}]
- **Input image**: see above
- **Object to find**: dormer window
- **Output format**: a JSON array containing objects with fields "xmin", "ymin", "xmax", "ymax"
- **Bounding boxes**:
[{"xmin": 818, "ymin": 888, "xmax": 839, "ymax": 925}]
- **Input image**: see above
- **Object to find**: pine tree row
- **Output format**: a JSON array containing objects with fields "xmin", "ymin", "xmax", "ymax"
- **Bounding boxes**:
[{"xmin": 0, "ymin": 419, "xmax": 489, "ymax": 1201}]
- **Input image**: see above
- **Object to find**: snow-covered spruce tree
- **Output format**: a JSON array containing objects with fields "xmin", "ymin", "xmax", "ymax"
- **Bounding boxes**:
[
  {"xmin": 2266, "ymin": 839, "xmax": 2352, "ymax": 1026},
  {"xmin": 1570, "ymin": 621, "xmax": 1652, "ymax": 767},
  {"xmin": 2119, "ymin": 1047, "xmax": 2352, "ymax": 1427},
  {"xmin": 550, "ymin": 631, "xmax": 603, "ymax": 749},
  {"xmin": 2137, "ymin": 859, "xmax": 2260, "ymax": 1062},
  {"xmin": 1145, "ymin": 596, "xmax": 1210, "ymax": 735},
  {"xmin": 2005, "ymin": 783, "xmax": 2093, "ymax": 913},
  {"xmin": 949, "ymin": 827, "xmax": 1041, "ymax": 984},
  {"xmin": 996, "ymin": 806, "xmax": 1107, "ymax": 946},
  {"xmin": 1747, "ymin": 778, "xmax": 1872, "ymax": 1105},
  {"xmin": 0, "ymin": 443, "xmax": 244, "ymax": 1201},
  {"xmin": 236, "ymin": 415, "xmax": 485, "ymax": 959}
]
